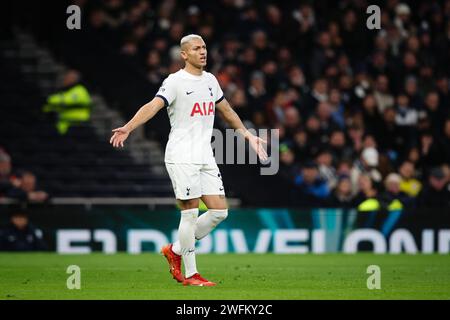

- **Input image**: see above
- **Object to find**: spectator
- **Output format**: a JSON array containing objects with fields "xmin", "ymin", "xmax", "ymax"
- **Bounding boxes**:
[
  {"xmin": 42, "ymin": 70, "xmax": 92, "ymax": 135},
  {"xmin": 293, "ymin": 162, "xmax": 330, "ymax": 207},
  {"xmin": 435, "ymin": 75, "xmax": 449, "ymax": 113},
  {"xmin": 316, "ymin": 149, "xmax": 337, "ymax": 189},
  {"xmin": 283, "ymin": 107, "xmax": 302, "ymax": 140},
  {"xmin": 379, "ymin": 173, "xmax": 412, "ymax": 209},
  {"xmin": 279, "ymin": 143, "xmax": 299, "ymax": 188},
  {"xmin": 0, "ymin": 150, "xmax": 48, "ymax": 202},
  {"xmin": 0, "ymin": 209, "xmax": 47, "ymax": 251},
  {"xmin": 355, "ymin": 174, "xmax": 380, "ymax": 212},
  {"xmin": 310, "ymin": 31, "xmax": 336, "ymax": 79},
  {"xmin": 394, "ymin": 3, "xmax": 412, "ymax": 40},
  {"xmin": 246, "ymin": 71, "xmax": 269, "ymax": 124},
  {"xmin": 395, "ymin": 93, "xmax": 418, "ymax": 127},
  {"xmin": 288, "ymin": 3, "xmax": 316, "ymax": 60},
  {"xmin": 404, "ymin": 76, "xmax": 422, "ymax": 110},
  {"xmin": 341, "ymin": 8, "xmax": 368, "ymax": 63},
  {"xmin": 327, "ymin": 175, "xmax": 356, "ymax": 208},
  {"xmin": 361, "ymin": 94, "xmax": 383, "ymax": 138},
  {"xmin": 368, "ymin": 50, "xmax": 388, "ymax": 78},
  {"xmin": 229, "ymin": 88, "xmax": 252, "ymax": 126},
  {"xmin": 292, "ymin": 129, "xmax": 310, "ymax": 163},
  {"xmin": 102, "ymin": 0, "xmax": 126, "ymax": 29},
  {"xmin": 423, "ymin": 91, "xmax": 444, "ymax": 136},
  {"xmin": 251, "ymin": 30, "xmax": 273, "ymax": 65},
  {"xmin": 417, "ymin": 167, "xmax": 450, "ymax": 207},
  {"xmin": 347, "ymin": 125, "xmax": 365, "ymax": 156},
  {"xmin": 406, "ymin": 147, "xmax": 421, "ymax": 168},
  {"xmin": 336, "ymin": 160, "xmax": 353, "ymax": 177},
  {"xmin": 316, "ymin": 101, "xmax": 340, "ymax": 136},
  {"xmin": 264, "ymin": 5, "xmax": 284, "ymax": 45},
  {"xmin": 373, "ymin": 74, "xmax": 395, "ymax": 113},
  {"xmin": 304, "ymin": 115, "xmax": 324, "ymax": 155},
  {"xmin": 328, "ymin": 88, "xmax": 345, "ymax": 129},
  {"xmin": 329, "ymin": 130, "xmax": 353, "ymax": 161},
  {"xmin": 378, "ymin": 107, "xmax": 406, "ymax": 156},
  {"xmin": 399, "ymin": 160, "xmax": 422, "ymax": 197},
  {"xmin": 0, "ymin": 150, "xmax": 28, "ymax": 200},
  {"xmin": 8, "ymin": 171, "xmax": 49, "ymax": 203},
  {"xmin": 287, "ymin": 66, "xmax": 307, "ymax": 95},
  {"xmin": 302, "ymin": 78, "xmax": 328, "ymax": 117},
  {"xmin": 350, "ymin": 147, "xmax": 382, "ymax": 194},
  {"xmin": 419, "ymin": 132, "xmax": 442, "ymax": 167}
]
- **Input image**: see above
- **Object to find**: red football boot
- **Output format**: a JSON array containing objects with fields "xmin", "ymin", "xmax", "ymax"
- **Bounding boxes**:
[
  {"xmin": 183, "ymin": 273, "xmax": 216, "ymax": 287},
  {"xmin": 161, "ymin": 244, "xmax": 184, "ymax": 283}
]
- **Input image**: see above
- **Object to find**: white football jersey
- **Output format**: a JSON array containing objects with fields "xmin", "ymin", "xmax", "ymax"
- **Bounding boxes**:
[{"xmin": 155, "ymin": 69, "xmax": 224, "ymax": 164}]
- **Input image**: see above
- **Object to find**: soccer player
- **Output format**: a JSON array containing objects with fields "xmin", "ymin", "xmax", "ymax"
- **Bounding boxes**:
[{"xmin": 110, "ymin": 34, "xmax": 268, "ymax": 286}]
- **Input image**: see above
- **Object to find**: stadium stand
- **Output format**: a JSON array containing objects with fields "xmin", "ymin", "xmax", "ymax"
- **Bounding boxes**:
[
  {"xmin": 0, "ymin": 32, "xmax": 174, "ymax": 199},
  {"xmin": 2, "ymin": 0, "xmax": 449, "ymax": 207}
]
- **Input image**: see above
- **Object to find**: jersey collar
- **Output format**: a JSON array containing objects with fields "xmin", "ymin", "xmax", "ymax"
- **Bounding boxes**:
[{"xmin": 180, "ymin": 68, "xmax": 205, "ymax": 80}]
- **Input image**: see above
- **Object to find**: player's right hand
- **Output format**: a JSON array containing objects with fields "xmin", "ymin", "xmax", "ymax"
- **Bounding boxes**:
[{"xmin": 110, "ymin": 126, "xmax": 130, "ymax": 148}]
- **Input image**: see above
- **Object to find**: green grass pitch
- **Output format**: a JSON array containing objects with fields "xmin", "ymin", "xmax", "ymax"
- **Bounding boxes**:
[{"xmin": 1, "ymin": 253, "xmax": 449, "ymax": 300}]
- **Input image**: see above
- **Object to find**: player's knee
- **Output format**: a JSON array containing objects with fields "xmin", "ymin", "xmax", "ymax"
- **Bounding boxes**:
[
  {"xmin": 210, "ymin": 209, "xmax": 228, "ymax": 223},
  {"xmin": 178, "ymin": 198, "xmax": 199, "ymax": 210}
]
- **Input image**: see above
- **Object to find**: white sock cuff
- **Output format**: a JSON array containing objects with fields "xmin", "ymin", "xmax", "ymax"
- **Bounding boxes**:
[
  {"xmin": 209, "ymin": 209, "xmax": 228, "ymax": 220},
  {"xmin": 181, "ymin": 208, "xmax": 199, "ymax": 219}
]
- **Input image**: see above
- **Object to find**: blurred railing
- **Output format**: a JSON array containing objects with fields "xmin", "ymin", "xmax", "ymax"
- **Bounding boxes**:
[{"xmin": 0, "ymin": 197, "xmax": 242, "ymax": 209}]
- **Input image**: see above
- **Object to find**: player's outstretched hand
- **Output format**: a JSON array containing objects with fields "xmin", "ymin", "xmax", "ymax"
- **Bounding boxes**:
[
  {"xmin": 110, "ymin": 126, "xmax": 130, "ymax": 148},
  {"xmin": 248, "ymin": 134, "xmax": 268, "ymax": 162}
]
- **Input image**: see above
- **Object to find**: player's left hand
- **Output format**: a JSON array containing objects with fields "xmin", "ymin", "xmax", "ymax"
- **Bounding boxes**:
[
  {"xmin": 248, "ymin": 134, "xmax": 268, "ymax": 162},
  {"xmin": 110, "ymin": 126, "xmax": 130, "ymax": 148}
]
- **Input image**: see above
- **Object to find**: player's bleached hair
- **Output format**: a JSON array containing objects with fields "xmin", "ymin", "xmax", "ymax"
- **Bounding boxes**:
[{"xmin": 180, "ymin": 34, "xmax": 204, "ymax": 48}]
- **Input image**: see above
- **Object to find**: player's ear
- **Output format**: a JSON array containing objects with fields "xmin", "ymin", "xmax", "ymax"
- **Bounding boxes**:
[{"xmin": 180, "ymin": 50, "xmax": 188, "ymax": 60}]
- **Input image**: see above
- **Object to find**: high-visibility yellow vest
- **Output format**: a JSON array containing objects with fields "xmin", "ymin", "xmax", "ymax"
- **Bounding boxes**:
[
  {"xmin": 400, "ymin": 179, "xmax": 422, "ymax": 197},
  {"xmin": 357, "ymin": 198, "xmax": 380, "ymax": 212},
  {"xmin": 44, "ymin": 84, "xmax": 91, "ymax": 111},
  {"xmin": 387, "ymin": 199, "xmax": 403, "ymax": 211},
  {"xmin": 43, "ymin": 84, "xmax": 92, "ymax": 134}
]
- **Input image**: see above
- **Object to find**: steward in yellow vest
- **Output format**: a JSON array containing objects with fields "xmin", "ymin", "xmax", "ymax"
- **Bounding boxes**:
[{"xmin": 43, "ymin": 70, "xmax": 92, "ymax": 134}]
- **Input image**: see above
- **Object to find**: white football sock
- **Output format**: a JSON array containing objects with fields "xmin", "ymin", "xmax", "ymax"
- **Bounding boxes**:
[
  {"xmin": 178, "ymin": 208, "xmax": 199, "ymax": 278},
  {"xmin": 172, "ymin": 240, "xmax": 181, "ymax": 255},
  {"xmin": 172, "ymin": 209, "xmax": 229, "ymax": 254},
  {"xmin": 195, "ymin": 209, "xmax": 228, "ymax": 240}
]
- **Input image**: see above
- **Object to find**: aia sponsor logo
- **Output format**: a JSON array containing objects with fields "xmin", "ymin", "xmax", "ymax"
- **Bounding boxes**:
[{"xmin": 191, "ymin": 101, "xmax": 215, "ymax": 117}]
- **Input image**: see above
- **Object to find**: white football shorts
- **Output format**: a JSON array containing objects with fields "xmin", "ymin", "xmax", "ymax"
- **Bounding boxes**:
[{"xmin": 165, "ymin": 162, "xmax": 225, "ymax": 200}]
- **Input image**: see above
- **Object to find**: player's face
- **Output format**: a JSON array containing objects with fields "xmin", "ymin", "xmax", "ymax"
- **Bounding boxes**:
[{"xmin": 183, "ymin": 39, "xmax": 207, "ymax": 68}]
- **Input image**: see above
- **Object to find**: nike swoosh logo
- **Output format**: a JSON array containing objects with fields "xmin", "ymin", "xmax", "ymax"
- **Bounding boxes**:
[
  {"xmin": 219, "ymin": 187, "xmax": 224, "ymax": 191},
  {"xmin": 186, "ymin": 91, "xmax": 194, "ymax": 95}
]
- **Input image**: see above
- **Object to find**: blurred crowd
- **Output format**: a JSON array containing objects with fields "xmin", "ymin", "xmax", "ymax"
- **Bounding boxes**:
[{"xmin": 67, "ymin": 0, "xmax": 450, "ymax": 207}]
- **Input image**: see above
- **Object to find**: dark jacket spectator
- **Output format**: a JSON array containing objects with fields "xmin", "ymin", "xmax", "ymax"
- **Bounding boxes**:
[
  {"xmin": 292, "ymin": 162, "xmax": 330, "ymax": 207},
  {"xmin": 417, "ymin": 167, "xmax": 450, "ymax": 207},
  {"xmin": 0, "ymin": 210, "xmax": 47, "ymax": 251},
  {"xmin": 327, "ymin": 175, "xmax": 357, "ymax": 208}
]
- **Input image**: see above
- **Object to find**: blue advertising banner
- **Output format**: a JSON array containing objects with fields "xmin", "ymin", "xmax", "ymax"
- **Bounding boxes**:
[{"xmin": 1, "ymin": 205, "xmax": 449, "ymax": 254}]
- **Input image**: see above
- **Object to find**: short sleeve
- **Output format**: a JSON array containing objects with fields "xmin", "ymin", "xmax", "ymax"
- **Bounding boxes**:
[
  {"xmin": 155, "ymin": 76, "xmax": 177, "ymax": 107},
  {"xmin": 213, "ymin": 75, "xmax": 224, "ymax": 104}
]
